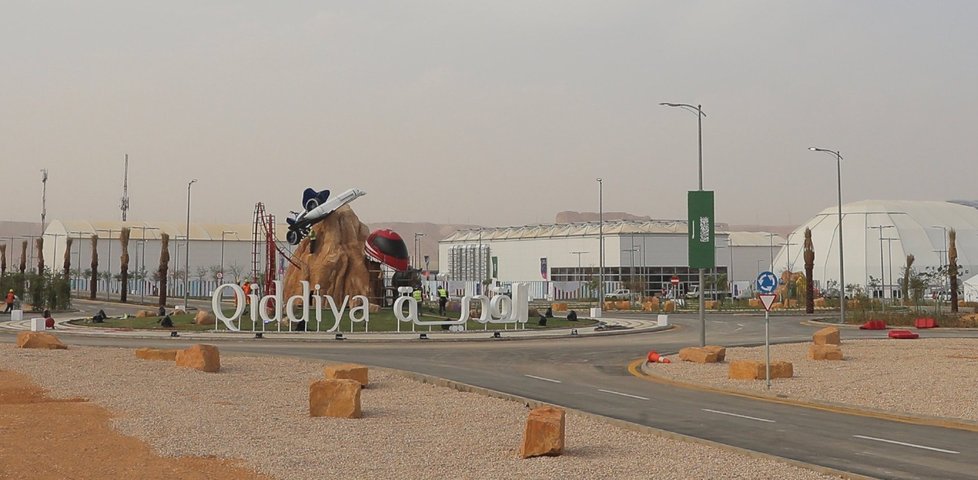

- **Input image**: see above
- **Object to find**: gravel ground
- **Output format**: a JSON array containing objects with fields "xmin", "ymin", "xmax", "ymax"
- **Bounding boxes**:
[
  {"xmin": 650, "ymin": 338, "xmax": 978, "ymax": 422},
  {"xmin": 0, "ymin": 344, "xmax": 840, "ymax": 480}
]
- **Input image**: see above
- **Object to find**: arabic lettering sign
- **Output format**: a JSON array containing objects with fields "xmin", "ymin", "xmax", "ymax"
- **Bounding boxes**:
[{"xmin": 687, "ymin": 190, "xmax": 715, "ymax": 268}]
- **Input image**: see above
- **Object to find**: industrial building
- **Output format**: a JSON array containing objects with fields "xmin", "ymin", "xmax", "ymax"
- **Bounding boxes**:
[{"xmin": 437, "ymin": 220, "xmax": 778, "ymax": 300}]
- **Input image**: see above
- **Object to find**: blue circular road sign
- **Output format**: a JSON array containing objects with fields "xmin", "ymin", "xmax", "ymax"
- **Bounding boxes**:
[{"xmin": 756, "ymin": 271, "xmax": 778, "ymax": 294}]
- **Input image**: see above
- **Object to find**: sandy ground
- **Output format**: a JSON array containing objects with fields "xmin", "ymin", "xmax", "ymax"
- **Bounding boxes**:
[
  {"xmin": 0, "ymin": 343, "xmax": 841, "ymax": 480},
  {"xmin": 0, "ymin": 369, "xmax": 272, "ymax": 480},
  {"xmin": 649, "ymin": 338, "xmax": 978, "ymax": 422}
]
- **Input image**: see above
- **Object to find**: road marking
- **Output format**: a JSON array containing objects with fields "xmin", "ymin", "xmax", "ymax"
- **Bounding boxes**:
[
  {"xmin": 598, "ymin": 389, "xmax": 649, "ymax": 400},
  {"xmin": 852, "ymin": 435, "xmax": 959, "ymax": 454},
  {"xmin": 523, "ymin": 374, "xmax": 561, "ymax": 384},
  {"xmin": 702, "ymin": 408, "xmax": 775, "ymax": 423}
]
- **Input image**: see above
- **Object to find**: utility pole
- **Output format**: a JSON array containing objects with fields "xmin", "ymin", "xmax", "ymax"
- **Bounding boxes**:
[
  {"xmin": 40, "ymin": 169, "xmax": 48, "ymax": 237},
  {"xmin": 121, "ymin": 154, "xmax": 130, "ymax": 222}
]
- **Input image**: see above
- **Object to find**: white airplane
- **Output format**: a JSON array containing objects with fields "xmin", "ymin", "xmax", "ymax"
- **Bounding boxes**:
[{"xmin": 286, "ymin": 187, "xmax": 367, "ymax": 245}]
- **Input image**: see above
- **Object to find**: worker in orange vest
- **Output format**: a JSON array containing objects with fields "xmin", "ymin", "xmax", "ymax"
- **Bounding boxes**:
[{"xmin": 4, "ymin": 289, "xmax": 14, "ymax": 313}]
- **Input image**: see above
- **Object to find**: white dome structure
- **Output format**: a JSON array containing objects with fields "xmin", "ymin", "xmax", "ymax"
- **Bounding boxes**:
[{"xmin": 774, "ymin": 200, "xmax": 978, "ymax": 298}]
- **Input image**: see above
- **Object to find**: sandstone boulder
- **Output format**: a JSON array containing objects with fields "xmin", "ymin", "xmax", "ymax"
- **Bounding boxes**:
[
  {"xmin": 748, "ymin": 298, "xmax": 761, "ymax": 308},
  {"xmin": 368, "ymin": 304, "xmax": 381, "ymax": 314},
  {"xmin": 729, "ymin": 360, "xmax": 793, "ymax": 380},
  {"xmin": 309, "ymin": 379, "xmax": 362, "ymax": 418},
  {"xmin": 663, "ymin": 300, "xmax": 676, "ymax": 313},
  {"xmin": 679, "ymin": 347, "xmax": 720, "ymax": 363},
  {"xmin": 808, "ymin": 344, "xmax": 843, "ymax": 361},
  {"xmin": 282, "ymin": 205, "xmax": 378, "ymax": 306},
  {"xmin": 135, "ymin": 348, "xmax": 179, "ymax": 361},
  {"xmin": 194, "ymin": 310, "xmax": 216, "ymax": 326},
  {"xmin": 519, "ymin": 406, "xmax": 565, "ymax": 458},
  {"xmin": 135, "ymin": 310, "xmax": 156, "ymax": 318},
  {"xmin": 814, "ymin": 298, "xmax": 827, "ymax": 308},
  {"xmin": 813, "ymin": 326, "xmax": 841, "ymax": 345},
  {"xmin": 175, "ymin": 344, "xmax": 221, "ymax": 372},
  {"xmin": 703, "ymin": 345, "xmax": 726, "ymax": 362},
  {"xmin": 16, "ymin": 332, "xmax": 67, "ymax": 350},
  {"xmin": 324, "ymin": 364, "xmax": 369, "ymax": 387}
]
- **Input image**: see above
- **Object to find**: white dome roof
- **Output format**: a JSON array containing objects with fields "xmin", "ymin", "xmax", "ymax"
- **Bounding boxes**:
[{"xmin": 774, "ymin": 200, "xmax": 978, "ymax": 292}]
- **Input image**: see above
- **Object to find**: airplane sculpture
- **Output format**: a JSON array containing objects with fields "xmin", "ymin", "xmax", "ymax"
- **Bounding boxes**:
[{"xmin": 286, "ymin": 187, "xmax": 367, "ymax": 245}]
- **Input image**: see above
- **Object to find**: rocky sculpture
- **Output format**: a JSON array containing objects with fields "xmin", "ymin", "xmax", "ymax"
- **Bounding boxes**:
[{"xmin": 282, "ymin": 205, "xmax": 380, "ymax": 305}]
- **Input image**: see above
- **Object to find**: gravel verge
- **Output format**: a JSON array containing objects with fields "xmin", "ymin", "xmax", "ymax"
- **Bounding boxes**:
[
  {"xmin": 1, "ymin": 344, "xmax": 841, "ymax": 480},
  {"xmin": 648, "ymin": 339, "xmax": 978, "ymax": 422}
]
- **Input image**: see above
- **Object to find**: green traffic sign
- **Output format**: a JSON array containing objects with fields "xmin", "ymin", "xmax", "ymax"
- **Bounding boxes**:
[{"xmin": 688, "ymin": 190, "xmax": 715, "ymax": 268}]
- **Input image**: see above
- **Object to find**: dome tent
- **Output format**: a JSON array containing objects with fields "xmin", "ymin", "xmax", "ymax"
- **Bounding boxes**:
[{"xmin": 774, "ymin": 200, "xmax": 978, "ymax": 298}]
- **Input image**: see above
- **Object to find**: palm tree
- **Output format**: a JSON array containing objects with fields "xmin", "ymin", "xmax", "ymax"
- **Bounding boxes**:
[
  {"xmin": 804, "ymin": 228, "xmax": 815, "ymax": 314},
  {"xmin": 90, "ymin": 235, "xmax": 99, "ymax": 300},
  {"xmin": 19, "ymin": 240, "xmax": 27, "ymax": 274},
  {"xmin": 120, "ymin": 227, "xmax": 131, "ymax": 303},
  {"xmin": 0, "ymin": 242, "xmax": 6, "ymax": 276},
  {"xmin": 158, "ymin": 233, "xmax": 170, "ymax": 307},
  {"xmin": 63, "ymin": 237, "xmax": 73, "ymax": 278},
  {"xmin": 949, "ymin": 229, "xmax": 958, "ymax": 313},
  {"xmin": 35, "ymin": 237, "xmax": 44, "ymax": 274},
  {"xmin": 902, "ymin": 254, "xmax": 914, "ymax": 305}
]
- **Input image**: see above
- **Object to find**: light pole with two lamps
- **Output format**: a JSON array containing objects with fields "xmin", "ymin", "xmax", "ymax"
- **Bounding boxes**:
[{"xmin": 184, "ymin": 179, "xmax": 197, "ymax": 310}]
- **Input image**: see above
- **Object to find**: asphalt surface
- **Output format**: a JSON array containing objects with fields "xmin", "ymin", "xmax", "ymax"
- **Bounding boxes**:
[{"xmin": 5, "ymin": 301, "xmax": 978, "ymax": 479}]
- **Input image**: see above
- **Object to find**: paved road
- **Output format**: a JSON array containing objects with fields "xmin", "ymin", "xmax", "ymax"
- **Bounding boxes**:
[{"xmin": 5, "ymin": 303, "xmax": 978, "ymax": 479}]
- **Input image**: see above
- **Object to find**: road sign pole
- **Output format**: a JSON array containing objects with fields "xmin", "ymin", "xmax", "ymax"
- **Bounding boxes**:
[{"xmin": 765, "ymin": 309, "xmax": 771, "ymax": 389}]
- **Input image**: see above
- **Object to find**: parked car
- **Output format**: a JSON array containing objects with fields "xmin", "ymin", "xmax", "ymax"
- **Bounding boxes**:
[{"xmin": 604, "ymin": 289, "xmax": 631, "ymax": 300}]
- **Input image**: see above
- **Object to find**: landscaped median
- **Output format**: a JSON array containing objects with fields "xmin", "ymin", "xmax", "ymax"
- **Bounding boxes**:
[{"xmin": 636, "ymin": 338, "xmax": 978, "ymax": 427}]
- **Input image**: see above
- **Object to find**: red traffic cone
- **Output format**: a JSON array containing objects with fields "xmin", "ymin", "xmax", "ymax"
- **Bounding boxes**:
[{"xmin": 660, "ymin": 357, "xmax": 671, "ymax": 364}]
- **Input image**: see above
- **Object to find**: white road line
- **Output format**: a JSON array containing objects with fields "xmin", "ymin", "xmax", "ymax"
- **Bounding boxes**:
[
  {"xmin": 702, "ymin": 408, "xmax": 776, "ymax": 423},
  {"xmin": 523, "ymin": 374, "xmax": 562, "ymax": 384},
  {"xmin": 853, "ymin": 435, "xmax": 960, "ymax": 454},
  {"xmin": 597, "ymin": 389, "xmax": 650, "ymax": 400}
]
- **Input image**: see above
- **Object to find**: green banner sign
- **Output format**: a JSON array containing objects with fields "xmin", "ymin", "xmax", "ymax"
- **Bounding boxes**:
[
  {"xmin": 491, "ymin": 256, "xmax": 498, "ymax": 278},
  {"xmin": 688, "ymin": 190, "xmax": 715, "ymax": 268}
]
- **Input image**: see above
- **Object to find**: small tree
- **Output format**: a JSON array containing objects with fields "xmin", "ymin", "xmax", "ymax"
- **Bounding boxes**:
[
  {"xmin": 0, "ymin": 242, "xmax": 6, "ymax": 276},
  {"xmin": 35, "ymin": 237, "xmax": 45, "ymax": 274},
  {"xmin": 63, "ymin": 237, "xmax": 73, "ymax": 278},
  {"xmin": 19, "ymin": 240, "xmax": 27, "ymax": 274},
  {"xmin": 949, "ymin": 229, "xmax": 959, "ymax": 313},
  {"xmin": 120, "ymin": 227, "xmax": 131, "ymax": 303},
  {"xmin": 804, "ymin": 228, "xmax": 815, "ymax": 313}
]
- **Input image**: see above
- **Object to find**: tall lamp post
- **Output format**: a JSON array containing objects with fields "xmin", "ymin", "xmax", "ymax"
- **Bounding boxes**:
[
  {"xmin": 596, "ymin": 178, "xmax": 604, "ymax": 316},
  {"xmin": 185, "ymin": 179, "xmax": 197, "ymax": 310},
  {"xmin": 662, "ymin": 102, "xmax": 707, "ymax": 346},
  {"xmin": 868, "ymin": 225, "xmax": 894, "ymax": 310},
  {"xmin": 809, "ymin": 147, "xmax": 845, "ymax": 324},
  {"xmin": 882, "ymin": 237, "xmax": 900, "ymax": 304},
  {"xmin": 930, "ymin": 225, "xmax": 949, "ymax": 301},
  {"xmin": 94, "ymin": 229, "xmax": 118, "ymax": 300},
  {"xmin": 133, "ymin": 226, "xmax": 160, "ymax": 303}
]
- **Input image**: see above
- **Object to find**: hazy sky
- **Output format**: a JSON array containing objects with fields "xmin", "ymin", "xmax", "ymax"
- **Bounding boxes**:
[{"xmin": 2, "ymin": 1, "xmax": 976, "ymax": 229}]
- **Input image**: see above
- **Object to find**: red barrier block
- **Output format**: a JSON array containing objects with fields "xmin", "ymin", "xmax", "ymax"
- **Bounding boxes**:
[
  {"xmin": 914, "ymin": 317, "xmax": 938, "ymax": 329},
  {"xmin": 888, "ymin": 329, "xmax": 919, "ymax": 339},
  {"xmin": 859, "ymin": 320, "xmax": 887, "ymax": 330}
]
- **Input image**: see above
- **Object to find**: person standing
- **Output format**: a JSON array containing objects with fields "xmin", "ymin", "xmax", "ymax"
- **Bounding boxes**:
[
  {"xmin": 412, "ymin": 287, "xmax": 423, "ymax": 317},
  {"xmin": 437, "ymin": 285, "xmax": 448, "ymax": 315},
  {"xmin": 4, "ymin": 289, "xmax": 14, "ymax": 313}
]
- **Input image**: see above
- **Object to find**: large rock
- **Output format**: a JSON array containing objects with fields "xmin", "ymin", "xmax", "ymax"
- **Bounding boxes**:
[
  {"xmin": 814, "ymin": 298, "xmax": 827, "ymax": 308},
  {"xmin": 663, "ymin": 300, "xmax": 676, "ymax": 313},
  {"xmin": 16, "ymin": 332, "xmax": 67, "ymax": 350},
  {"xmin": 813, "ymin": 326, "xmax": 841, "ymax": 345},
  {"xmin": 324, "ymin": 364, "xmax": 369, "ymax": 387},
  {"xmin": 678, "ymin": 347, "xmax": 720, "ymax": 363},
  {"xmin": 135, "ymin": 310, "xmax": 156, "ymax": 318},
  {"xmin": 703, "ymin": 345, "xmax": 726, "ymax": 362},
  {"xmin": 309, "ymin": 379, "xmax": 362, "ymax": 418},
  {"xmin": 519, "ymin": 406, "xmax": 565, "ymax": 458},
  {"xmin": 808, "ymin": 344, "xmax": 844, "ymax": 361},
  {"xmin": 194, "ymin": 310, "xmax": 216, "ymax": 326},
  {"xmin": 282, "ymin": 205, "xmax": 378, "ymax": 306},
  {"xmin": 729, "ymin": 360, "xmax": 793, "ymax": 380},
  {"xmin": 135, "ymin": 348, "xmax": 179, "ymax": 361},
  {"xmin": 175, "ymin": 344, "xmax": 221, "ymax": 372}
]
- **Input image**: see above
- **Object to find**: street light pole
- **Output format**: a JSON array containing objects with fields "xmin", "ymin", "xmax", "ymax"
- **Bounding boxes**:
[
  {"xmin": 133, "ymin": 226, "xmax": 160, "ymax": 304},
  {"xmin": 185, "ymin": 179, "xmax": 197, "ymax": 309},
  {"xmin": 931, "ymin": 225, "xmax": 948, "ymax": 302},
  {"xmin": 597, "ymin": 178, "xmax": 604, "ymax": 315},
  {"xmin": 883, "ymin": 237, "xmax": 899, "ymax": 304},
  {"xmin": 809, "ymin": 147, "xmax": 845, "ymax": 323},
  {"xmin": 869, "ymin": 225, "xmax": 894, "ymax": 310},
  {"xmin": 661, "ymin": 102, "xmax": 708, "ymax": 346},
  {"xmin": 95, "ymin": 229, "xmax": 118, "ymax": 300}
]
